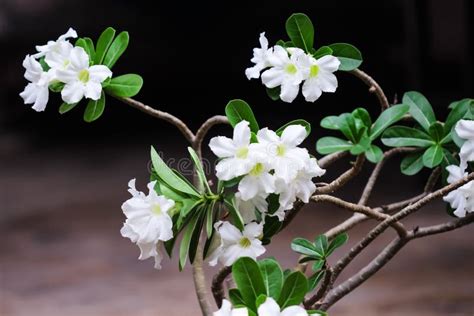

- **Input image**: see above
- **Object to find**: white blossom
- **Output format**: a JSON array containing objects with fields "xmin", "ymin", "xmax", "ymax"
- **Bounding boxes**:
[
  {"xmin": 19, "ymin": 55, "xmax": 52, "ymax": 112},
  {"xmin": 235, "ymin": 192, "xmax": 268, "ymax": 224},
  {"xmin": 261, "ymin": 46, "xmax": 307, "ymax": 103},
  {"xmin": 213, "ymin": 300, "xmax": 248, "ymax": 316},
  {"xmin": 245, "ymin": 32, "xmax": 273, "ymax": 80},
  {"xmin": 455, "ymin": 119, "xmax": 474, "ymax": 163},
  {"xmin": 258, "ymin": 297, "xmax": 308, "ymax": 316},
  {"xmin": 209, "ymin": 121, "xmax": 261, "ymax": 181},
  {"xmin": 44, "ymin": 40, "xmax": 76, "ymax": 74},
  {"xmin": 56, "ymin": 46, "xmax": 112, "ymax": 104},
  {"xmin": 34, "ymin": 28, "xmax": 78, "ymax": 58},
  {"xmin": 300, "ymin": 54, "xmax": 340, "ymax": 102},
  {"xmin": 443, "ymin": 164, "xmax": 474, "ymax": 218},
  {"xmin": 120, "ymin": 179, "xmax": 175, "ymax": 269},
  {"xmin": 238, "ymin": 159, "xmax": 275, "ymax": 201},
  {"xmin": 209, "ymin": 221, "xmax": 265, "ymax": 267}
]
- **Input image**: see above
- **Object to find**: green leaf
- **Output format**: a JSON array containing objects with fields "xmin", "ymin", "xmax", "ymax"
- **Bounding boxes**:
[
  {"xmin": 95, "ymin": 27, "xmax": 116, "ymax": 65},
  {"xmin": 229, "ymin": 289, "xmax": 246, "ymax": 307},
  {"xmin": 285, "ymin": 13, "xmax": 314, "ymax": 53},
  {"xmin": 445, "ymin": 99, "xmax": 472, "ymax": 134},
  {"xmin": 350, "ymin": 132, "xmax": 371, "ymax": 155},
  {"xmin": 314, "ymin": 235, "xmax": 328, "ymax": 257},
  {"xmin": 381, "ymin": 126, "xmax": 434, "ymax": 147},
  {"xmin": 179, "ymin": 212, "xmax": 202, "ymax": 270},
  {"xmin": 316, "ymin": 137, "xmax": 353, "ymax": 154},
  {"xmin": 327, "ymin": 233, "xmax": 348, "ymax": 256},
  {"xmin": 266, "ymin": 87, "xmax": 280, "ymax": 101},
  {"xmin": 313, "ymin": 46, "xmax": 333, "ymax": 59},
  {"xmin": 232, "ymin": 257, "xmax": 267, "ymax": 311},
  {"xmin": 188, "ymin": 147, "xmax": 212, "ymax": 193},
  {"xmin": 205, "ymin": 201, "xmax": 215, "ymax": 238},
  {"xmin": 352, "ymin": 108, "xmax": 372, "ymax": 130},
  {"xmin": 224, "ymin": 196, "xmax": 244, "ymax": 231},
  {"xmin": 225, "ymin": 99, "xmax": 259, "ymax": 133},
  {"xmin": 49, "ymin": 81, "xmax": 64, "ymax": 92},
  {"xmin": 262, "ymin": 213, "xmax": 282, "ymax": 245},
  {"xmin": 75, "ymin": 38, "xmax": 95, "ymax": 62},
  {"xmin": 258, "ymin": 258, "xmax": 284, "ymax": 299},
  {"xmin": 403, "ymin": 91, "xmax": 436, "ymax": 131},
  {"xmin": 400, "ymin": 151, "xmax": 424, "ymax": 175},
  {"xmin": 59, "ymin": 102, "xmax": 78, "ymax": 114},
  {"xmin": 370, "ymin": 104, "xmax": 410, "ymax": 140},
  {"xmin": 103, "ymin": 31, "xmax": 129, "ymax": 68},
  {"xmin": 308, "ymin": 270, "xmax": 325, "ymax": 292},
  {"xmin": 150, "ymin": 146, "xmax": 200, "ymax": 197},
  {"xmin": 276, "ymin": 119, "xmax": 311, "ymax": 137},
  {"xmin": 339, "ymin": 114, "xmax": 358, "ymax": 142},
  {"xmin": 328, "ymin": 43, "xmax": 363, "ymax": 71},
  {"xmin": 83, "ymin": 91, "xmax": 105, "ymax": 122},
  {"xmin": 278, "ymin": 271, "xmax": 308, "ymax": 308},
  {"xmin": 105, "ymin": 74, "xmax": 143, "ymax": 97},
  {"xmin": 291, "ymin": 238, "xmax": 322, "ymax": 258},
  {"xmin": 256, "ymin": 294, "xmax": 267, "ymax": 309},
  {"xmin": 428, "ymin": 122, "xmax": 444, "ymax": 143},
  {"xmin": 365, "ymin": 145, "xmax": 383, "ymax": 163},
  {"xmin": 422, "ymin": 145, "xmax": 444, "ymax": 168},
  {"xmin": 320, "ymin": 116, "xmax": 341, "ymax": 130}
]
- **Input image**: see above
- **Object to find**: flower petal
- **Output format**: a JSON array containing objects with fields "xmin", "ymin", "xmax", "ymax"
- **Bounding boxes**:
[
  {"xmin": 281, "ymin": 124, "xmax": 307, "ymax": 148},
  {"xmin": 61, "ymin": 82, "xmax": 85, "ymax": 104},
  {"xmin": 233, "ymin": 121, "xmax": 251, "ymax": 148},
  {"xmin": 279, "ymin": 82, "xmax": 300, "ymax": 103},
  {"xmin": 302, "ymin": 78, "xmax": 323, "ymax": 102},
  {"xmin": 89, "ymin": 65, "xmax": 112, "ymax": 82},
  {"xmin": 258, "ymin": 298, "xmax": 281, "ymax": 316}
]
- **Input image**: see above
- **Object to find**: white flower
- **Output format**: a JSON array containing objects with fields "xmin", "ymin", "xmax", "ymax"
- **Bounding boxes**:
[
  {"xmin": 44, "ymin": 40, "xmax": 75, "ymax": 73},
  {"xmin": 245, "ymin": 32, "xmax": 273, "ymax": 80},
  {"xmin": 300, "ymin": 54, "xmax": 340, "ymax": 102},
  {"xmin": 455, "ymin": 119, "xmax": 474, "ymax": 163},
  {"xmin": 236, "ymin": 192, "xmax": 268, "ymax": 224},
  {"xmin": 261, "ymin": 46, "xmax": 307, "ymax": 103},
  {"xmin": 443, "ymin": 164, "xmax": 474, "ymax": 218},
  {"xmin": 275, "ymin": 157, "xmax": 326, "ymax": 220},
  {"xmin": 34, "ymin": 27, "xmax": 78, "ymax": 58},
  {"xmin": 238, "ymin": 159, "xmax": 275, "ymax": 201},
  {"xmin": 258, "ymin": 297, "xmax": 308, "ymax": 316},
  {"xmin": 214, "ymin": 300, "xmax": 248, "ymax": 316},
  {"xmin": 209, "ymin": 221, "xmax": 265, "ymax": 266},
  {"xmin": 19, "ymin": 55, "xmax": 52, "ymax": 112},
  {"xmin": 56, "ymin": 46, "xmax": 112, "ymax": 103},
  {"xmin": 209, "ymin": 120, "xmax": 260, "ymax": 181},
  {"xmin": 256, "ymin": 124, "xmax": 310, "ymax": 182},
  {"xmin": 120, "ymin": 179, "xmax": 175, "ymax": 269}
]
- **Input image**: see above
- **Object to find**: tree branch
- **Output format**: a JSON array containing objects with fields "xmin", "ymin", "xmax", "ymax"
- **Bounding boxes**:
[
  {"xmin": 304, "ymin": 266, "xmax": 333, "ymax": 308},
  {"xmin": 350, "ymin": 69, "xmax": 390, "ymax": 110},
  {"xmin": 211, "ymin": 266, "xmax": 232, "ymax": 307},
  {"xmin": 318, "ymin": 151, "xmax": 349, "ymax": 169},
  {"xmin": 316, "ymin": 155, "xmax": 365, "ymax": 194},
  {"xmin": 195, "ymin": 115, "xmax": 229, "ymax": 156}
]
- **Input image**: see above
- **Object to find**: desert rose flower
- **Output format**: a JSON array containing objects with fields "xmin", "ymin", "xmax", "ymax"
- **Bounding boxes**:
[
  {"xmin": 238, "ymin": 159, "xmax": 276, "ymax": 201},
  {"xmin": 34, "ymin": 27, "xmax": 78, "ymax": 58},
  {"xmin": 214, "ymin": 300, "xmax": 249, "ymax": 316},
  {"xmin": 258, "ymin": 297, "xmax": 308, "ymax": 316},
  {"xmin": 19, "ymin": 55, "xmax": 52, "ymax": 112},
  {"xmin": 300, "ymin": 54, "xmax": 340, "ymax": 102},
  {"xmin": 443, "ymin": 164, "xmax": 474, "ymax": 218},
  {"xmin": 56, "ymin": 46, "xmax": 112, "ymax": 104},
  {"xmin": 455, "ymin": 119, "xmax": 474, "ymax": 163},
  {"xmin": 245, "ymin": 32, "xmax": 274, "ymax": 80},
  {"xmin": 235, "ymin": 192, "xmax": 269, "ymax": 224}
]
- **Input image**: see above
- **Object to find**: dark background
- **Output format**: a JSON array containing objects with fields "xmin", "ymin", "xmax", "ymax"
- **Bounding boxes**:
[{"xmin": 1, "ymin": 1, "xmax": 473, "ymax": 315}]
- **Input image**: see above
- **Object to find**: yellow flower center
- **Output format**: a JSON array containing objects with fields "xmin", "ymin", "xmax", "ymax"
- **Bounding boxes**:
[
  {"xmin": 249, "ymin": 163, "xmax": 264, "ymax": 176},
  {"xmin": 276, "ymin": 144, "xmax": 286, "ymax": 156},
  {"xmin": 152, "ymin": 204, "xmax": 162, "ymax": 216},
  {"xmin": 78, "ymin": 69, "xmax": 90, "ymax": 83},
  {"xmin": 309, "ymin": 64, "xmax": 320, "ymax": 77},
  {"xmin": 285, "ymin": 63, "xmax": 298, "ymax": 74},
  {"xmin": 239, "ymin": 237, "xmax": 251, "ymax": 248},
  {"xmin": 236, "ymin": 147, "xmax": 249, "ymax": 159},
  {"xmin": 63, "ymin": 60, "xmax": 70, "ymax": 68}
]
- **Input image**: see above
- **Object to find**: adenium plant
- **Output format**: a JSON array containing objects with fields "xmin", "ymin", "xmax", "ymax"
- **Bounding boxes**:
[{"xmin": 20, "ymin": 13, "xmax": 473, "ymax": 316}]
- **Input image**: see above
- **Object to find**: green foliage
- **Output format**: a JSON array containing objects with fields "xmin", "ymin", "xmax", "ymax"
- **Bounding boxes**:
[
  {"xmin": 292, "ymin": 233, "xmax": 348, "ymax": 266},
  {"xmin": 59, "ymin": 102, "xmax": 78, "ymax": 114},
  {"xmin": 83, "ymin": 92, "xmax": 105, "ymax": 122},
  {"xmin": 276, "ymin": 119, "xmax": 311, "ymax": 137},
  {"xmin": 104, "ymin": 74, "xmax": 143, "ymax": 97},
  {"xmin": 95, "ymin": 27, "xmax": 116, "ymax": 65},
  {"xmin": 258, "ymin": 258, "xmax": 284, "ymax": 298},
  {"xmin": 277, "ymin": 271, "xmax": 308, "ymax": 308},
  {"xmin": 103, "ymin": 31, "xmax": 129, "ymax": 68},
  {"xmin": 232, "ymin": 257, "xmax": 267, "ymax": 311},
  {"xmin": 328, "ymin": 43, "xmax": 363, "ymax": 71},
  {"xmin": 317, "ymin": 105, "xmax": 409, "ymax": 163},
  {"xmin": 225, "ymin": 99, "xmax": 259, "ymax": 133},
  {"xmin": 285, "ymin": 13, "xmax": 314, "ymax": 53}
]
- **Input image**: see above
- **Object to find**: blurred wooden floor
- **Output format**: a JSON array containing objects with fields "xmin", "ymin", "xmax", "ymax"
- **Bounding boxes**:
[{"xmin": 1, "ymin": 144, "xmax": 473, "ymax": 315}]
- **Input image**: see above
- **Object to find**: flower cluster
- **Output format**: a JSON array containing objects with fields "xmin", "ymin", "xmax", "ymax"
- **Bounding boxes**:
[
  {"xmin": 215, "ymin": 298, "xmax": 310, "ymax": 316},
  {"xmin": 443, "ymin": 119, "xmax": 474, "ymax": 218},
  {"xmin": 120, "ymin": 179, "xmax": 175, "ymax": 269},
  {"xmin": 246, "ymin": 33, "xmax": 340, "ymax": 103},
  {"xmin": 20, "ymin": 28, "xmax": 112, "ymax": 111},
  {"xmin": 208, "ymin": 120, "xmax": 325, "ymax": 266}
]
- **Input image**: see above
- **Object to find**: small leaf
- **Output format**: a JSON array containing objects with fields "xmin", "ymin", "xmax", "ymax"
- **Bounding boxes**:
[
  {"xmin": 285, "ymin": 13, "xmax": 314, "ymax": 53},
  {"xmin": 75, "ymin": 38, "xmax": 95, "ymax": 62},
  {"xmin": 444, "ymin": 99, "xmax": 472, "ymax": 134},
  {"xmin": 291, "ymin": 238, "xmax": 321, "ymax": 258},
  {"xmin": 276, "ymin": 120, "xmax": 311, "ymax": 137},
  {"xmin": 313, "ymin": 46, "xmax": 333, "ymax": 59},
  {"xmin": 316, "ymin": 137, "xmax": 353, "ymax": 154},
  {"xmin": 327, "ymin": 233, "xmax": 348, "ymax": 256},
  {"xmin": 187, "ymin": 147, "xmax": 212, "ymax": 193},
  {"xmin": 105, "ymin": 74, "xmax": 143, "ymax": 97},
  {"xmin": 179, "ymin": 211, "xmax": 202, "ymax": 270},
  {"xmin": 352, "ymin": 108, "xmax": 372, "ymax": 130},
  {"xmin": 422, "ymin": 145, "xmax": 444, "ymax": 168},
  {"xmin": 95, "ymin": 27, "xmax": 116, "ymax": 65},
  {"xmin": 401, "ymin": 152, "xmax": 424, "ymax": 176},
  {"xmin": 225, "ymin": 99, "xmax": 259, "ymax": 133},
  {"xmin": 262, "ymin": 214, "xmax": 282, "ymax": 245},
  {"xmin": 328, "ymin": 43, "xmax": 363, "ymax": 71},
  {"xmin": 428, "ymin": 122, "xmax": 444, "ymax": 143},
  {"xmin": 339, "ymin": 114, "xmax": 358, "ymax": 142},
  {"xmin": 314, "ymin": 235, "xmax": 328, "ymax": 257},
  {"xmin": 278, "ymin": 272, "xmax": 308, "ymax": 308},
  {"xmin": 232, "ymin": 257, "xmax": 267, "ymax": 311},
  {"xmin": 59, "ymin": 102, "xmax": 78, "ymax": 114},
  {"xmin": 266, "ymin": 87, "xmax": 280, "ymax": 101},
  {"xmin": 224, "ymin": 196, "xmax": 244, "ymax": 231},
  {"xmin": 49, "ymin": 81, "xmax": 64, "ymax": 92},
  {"xmin": 258, "ymin": 258, "xmax": 284, "ymax": 299},
  {"xmin": 103, "ymin": 31, "xmax": 129, "ymax": 68},
  {"xmin": 308, "ymin": 270, "xmax": 325, "ymax": 292},
  {"xmin": 370, "ymin": 104, "xmax": 410, "ymax": 140},
  {"xmin": 320, "ymin": 116, "xmax": 341, "ymax": 130},
  {"xmin": 83, "ymin": 91, "xmax": 105, "ymax": 122},
  {"xmin": 381, "ymin": 126, "xmax": 434, "ymax": 147},
  {"xmin": 229, "ymin": 289, "xmax": 246, "ymax": 307},
  {"xmin": 365, "ymin": 145, "xmax": 383, "ymax": 163},
  {"xmin": 403, "ymin": 91, "xmax": 436, "ymax": 131}
]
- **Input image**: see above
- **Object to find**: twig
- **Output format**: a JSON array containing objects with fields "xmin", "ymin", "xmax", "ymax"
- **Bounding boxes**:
[
  {"xmin": 350, "ymin": 69, "xmax": 390, "ymax": 110},
  {"xmin": 320, "ymin": 213, "xmax": 474, "ymax": 310},
  {"xmin": 316, "ymin": 155, "xmax": 365, "ymax": 194},
  {"xmin": 194, "ymin": 115, "xmax": 229, "ymax": 156},
  {"xmin": 318, "ymin": 151, "xmax": 349, "ymax": 169},
  {"xmin": 304, "ymin": 266, "xmax": 333, "ymax": 308},
  {"xmin": 211, "ymin": 266, "xmax": 232, "ymax": 307}
]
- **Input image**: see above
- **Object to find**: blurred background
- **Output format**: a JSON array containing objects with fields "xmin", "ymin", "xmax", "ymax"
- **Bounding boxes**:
[{"xmin": 1, "ymin": 0, "xmax": 473, "ymax": 315}]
